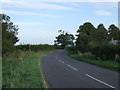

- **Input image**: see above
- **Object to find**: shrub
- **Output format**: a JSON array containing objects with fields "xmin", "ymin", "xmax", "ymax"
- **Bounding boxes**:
[{"xmin": 91, "ymin": 44, "xmax": 120, "ymax": 61}]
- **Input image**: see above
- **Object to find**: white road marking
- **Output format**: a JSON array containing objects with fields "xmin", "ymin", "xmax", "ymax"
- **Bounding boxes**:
[
  {"xmin": 67, "ymin": 64, "xmax": 78, "ymax": 71},
  {"xmin": 40, "ymin": 65, "xmax": 47, "ymax": 88},
  {"xmin": 55, "ymin": 57, "xmax": 65, "ymax": 63},
  {"xmin": 55, "ymin": 57, "xmax": 60, "ymax": 60},
  {"xmin": 85, "ymin": 74, "xmax": 116, "ymax": 89},
  {"xmin": 59, "ymin": 60, "xmax": 64, "ymax": 63}
]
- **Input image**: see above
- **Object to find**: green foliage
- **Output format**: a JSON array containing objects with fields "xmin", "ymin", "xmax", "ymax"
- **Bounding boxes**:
[
  {"xmin": 54, "ymin": 30, "xmax": 75, "ymax": 49},
  {"xmin": 67, "ymin": 52, "xmax": 120, "ymax": 71},
  {"xmin": 108, "ymin": 24, "xmax": 120, "ymax": 40},
  {"xmin": 91, "ymin": 44, "xmax": 120, "ymax": 61},
  {"xmin": 2, "ymin": 50, "xmax": 55, "ymax": 88},
  {"xmin": 68, "ymin": 22, "xmax": 120, "ymax": 63},
  {"xmin": 66, "ymin": 46, "xmax": 78, "ymax": 54},
  {"xmin": 76, "ymin": 34, "xmax": 92, "ymax": 53},
  {"xmin": 1, "ymin": 14, "xmax": 19, "ymax": 55},
  {"xmin": 16, "ymin": 44, "xmax": 55, "ymax": 51},
  {"xmin": 94, "ymin": 24, "xmax": 108, "ymax": 41},
  {"xmin": 76, "ymin": 22, "xmax": 96, "ymax": 53},
  {"xmin": 77, "ymin": 22, "xmax": 96, "ymax": 36}
]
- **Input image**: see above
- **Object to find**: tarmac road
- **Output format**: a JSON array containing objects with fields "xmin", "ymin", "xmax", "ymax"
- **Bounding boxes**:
[{"xmin": 41, "ymin": 50, "xmax": 119, "ymax": 89}]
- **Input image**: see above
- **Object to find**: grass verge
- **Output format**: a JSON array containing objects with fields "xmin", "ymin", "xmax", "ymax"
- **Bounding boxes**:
[
  {"xmin": 2, "ymin": 50, "xmax": 56, "ymax": 88},
  {"xmin": 67, "ymin": 52, "xmax": 120, "ymax": 72}
]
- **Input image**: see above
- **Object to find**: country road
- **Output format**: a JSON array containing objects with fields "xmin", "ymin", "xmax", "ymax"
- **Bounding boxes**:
[{"xmin": 41, "ymin": 50, "xmax": 119, "ymax": 89}]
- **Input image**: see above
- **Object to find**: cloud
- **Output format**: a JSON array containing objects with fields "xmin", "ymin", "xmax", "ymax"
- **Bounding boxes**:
[
  {"xmin": 84, "ymin": 0, "xmax": 119, "ymax": 2},
  {"xmin": 1, "ymin": 0, "xmax": 119, "ymax": 2},
  {"xmin": 2, "ymin": 1, "xmax": 74, "ymax": 10},
  {"xmin": 14, "ymin": 22, "xmax": 45, "ymax": 26},
  {"xmin": 1, "ymin": 10, "xmax": 61, "ymax": 17},
  {"xmin": 91, "ymin": 2, "xmax": 118, "ymax": 10},
  {"xmin": 95, "ymin": 10, "xmax": 112, "ymax": 16}
]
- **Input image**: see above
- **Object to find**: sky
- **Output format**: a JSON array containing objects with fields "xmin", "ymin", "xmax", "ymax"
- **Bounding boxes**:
[{"xmin": 0, "ymin": 0, "xmax": 119, "ymax": 45}]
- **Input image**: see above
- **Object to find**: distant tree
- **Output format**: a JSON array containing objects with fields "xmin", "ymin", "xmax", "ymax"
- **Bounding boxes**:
[
  {"xmin": 108, "ymin": 24, "xmax": 120, "ymax": 40},
  {"xmin": 0, "ymin": 14, "xmax": 19, "ymax": 54},
  {"xmin": 76, "ymin": 22, "xmax": 96, "ymax": 52},
  {"xmin": 54, "ymin": 30, "xmax": 75, "ymax": 49},
  {"xmin": 94, "ymin": 24, "xmax": 108, "ymax": 41},
  {"xmin": 76, "ymin": 34, "xmax": 92, "ymax": 52},
  {"xmin": 77, "ymin": 22, "xmax": 96, "ymax": 36}
]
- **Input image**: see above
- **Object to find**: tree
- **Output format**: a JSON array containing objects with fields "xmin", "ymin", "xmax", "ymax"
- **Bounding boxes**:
[
  {"xmin": 54, "ymin": 30, "xmax": 75, "ymax": 49},
  {"xmin": 0, "ymin": 14, "xmax": 19, "ymax": 54},
  {"xmin": 94, "ymin": 24, "xmax": 108, "ymax": 41},
  {"xmin": 77, "ymin": 22, "xmax": 96, "ymax": 36},
  {"xmin": 108, "ymin": 24, "xmax": 120, "ymax": 40},
  {"xmin": 76, "ymin": 22, "xmax": 96, "ymax": 52},
  {"xmin": 76, "ymin": 34, "xmax": 92, "ymax": 52}
]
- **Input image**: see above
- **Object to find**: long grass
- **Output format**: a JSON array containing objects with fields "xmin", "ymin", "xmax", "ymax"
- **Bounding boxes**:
[
  {"xmin": 68, "ymin": 52, "xmax": 120, "ymax": 71},
  {"xmin": 2, "ymin": 50, "xmax": 56, "ymax": 88}
]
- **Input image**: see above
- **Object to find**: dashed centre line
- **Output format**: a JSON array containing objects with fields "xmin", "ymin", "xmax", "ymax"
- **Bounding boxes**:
[
  {"xmin": 55, "ymin": 56, "xmax": 117, "ymax": 89},
  {"xmin": 85, "ymin": 74, "xmax": 117, "ymax": 89},
  {"xmin": 67, "ymin": 64, "xmax": 78, "ymax": 71},
  {"xmin": 59, "ymin": 60, "xmax": 64, "ymax": 63}
]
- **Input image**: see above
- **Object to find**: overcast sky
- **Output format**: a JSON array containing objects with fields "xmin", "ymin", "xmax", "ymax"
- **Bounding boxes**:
[{"xmin": 0, "ymin": 0, "xmax": 119, "ymax": 45}]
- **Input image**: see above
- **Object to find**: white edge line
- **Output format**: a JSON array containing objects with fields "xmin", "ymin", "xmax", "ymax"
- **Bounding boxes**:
[
  {"xmin": 67, "ymin": 64, "xmax": 78, "ymax": 71},
  {"xmin": 40, "ymin": 63, "xmax": 47, "ymax": 88},
  {"xmin": 85, "ymin": 74, "xmax": 116, "ymax": 89}
]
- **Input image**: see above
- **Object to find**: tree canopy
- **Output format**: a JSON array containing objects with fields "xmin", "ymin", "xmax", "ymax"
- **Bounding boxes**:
[
  {"xmin": 75, "ymin": 22, "xmax": 120, "ymax": 53},
  {"xmin": 108, "ymin": 24, "xmax": 120, "ymax": 40},
  {"xmin": 1, "ymin": 14, "xmax": 19, "ymax": 54},
  {"xmin": 54, "ymin": 30, "xmax": 75, "ymax": 49}
]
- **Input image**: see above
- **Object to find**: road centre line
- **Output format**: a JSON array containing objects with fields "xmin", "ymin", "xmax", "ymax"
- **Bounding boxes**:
[
  {"xmin": 67, "ymin": 64, "xmax": 78, "ymax": 71},
  {"xmin": 55, "ymin": 57, "xmax": 65, "ymax": 63},
  {"xmin": 85, "ymin": 74, "xmax": 117, "ymax": 89},
  {"xmin": 59, "ymin": 60, "xmax": 64, "ymax": 63}
]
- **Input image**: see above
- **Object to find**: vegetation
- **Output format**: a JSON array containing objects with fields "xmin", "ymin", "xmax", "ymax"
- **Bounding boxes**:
[
  {"xmin": 66, "ymin": 22, "xmax": 120, "ymax": 62},
  {"xmin": 67, "ymin": 51, "xmax": 120, "ymax": 71},
  {"xmin": 54, "ymin": 30, "xmax": 75, "ymax": 49},
  {"xmin": 2, "ymin": 50, "xmax": 55, "ymax": 88},
  {"xmin": 16, "ymin": 44, "xmax": 55, "ymax": 51},
  {"xmin": 1, "ymin": 14, "xmax": 56, "ymax": 88},
  {"xmin": 1, "ymin": 12, "xmax": 120, "ymax": 88},
  {"xmin": 65, "ymin": 22, "xmax": 120, "ymax": 71},
  {"xmin": 1, "ymin": 14, "xmax": 19, "ymax": 55}
]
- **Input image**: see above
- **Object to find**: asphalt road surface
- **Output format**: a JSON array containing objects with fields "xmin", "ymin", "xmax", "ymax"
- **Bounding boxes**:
[{"xmin": 41, "ymin": 50, "xmax": 119, "ymax": 89}]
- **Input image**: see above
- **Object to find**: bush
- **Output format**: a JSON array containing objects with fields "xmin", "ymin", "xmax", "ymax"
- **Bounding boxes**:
[
  {"xmin": 16, "ymin": 44, "xmax": 55, "ymax": 51},
  {"xmin": 82, "ymin": 52, "xmax": 96, "ymax": 59},
  {"xmin": 91, "ymin": 44, "xmax": 120, "ymax": 61},
  {"xmin": 66, "ymin": 46, "xmax": 78, "ymax": 54}
]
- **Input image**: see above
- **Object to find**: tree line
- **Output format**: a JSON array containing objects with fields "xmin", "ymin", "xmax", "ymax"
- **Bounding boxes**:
[
  {"xmin": 1, "ymin": 14, "xmax": 120, "ymax": 61},
  {"xmin": 54, "ymin": 22, "xmax": 120, "ymax": 62}
]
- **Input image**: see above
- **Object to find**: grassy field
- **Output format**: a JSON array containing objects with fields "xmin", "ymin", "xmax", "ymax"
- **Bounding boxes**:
[
  {"xmin": 2, "ymin": 50, "xmax": 56, "ymax": 88},
  {"xmin": 67, "ymin": 52, "xmax": 120, "ymax": 71}
]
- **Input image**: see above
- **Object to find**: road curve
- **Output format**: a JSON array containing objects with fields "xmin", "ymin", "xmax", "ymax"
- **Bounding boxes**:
[{"xmin": 41, "ymin": 50, "xmax": 119, "ymax": 89}]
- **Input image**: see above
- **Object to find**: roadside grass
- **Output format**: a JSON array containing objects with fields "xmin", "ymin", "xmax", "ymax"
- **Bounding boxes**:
[
  {"xmin": 67, "ymin": 52, "xmax": 120, "ymax": 71},
  {"xmin": 2, "ymin": 50, "xmax": 56, "ymax": 88}
]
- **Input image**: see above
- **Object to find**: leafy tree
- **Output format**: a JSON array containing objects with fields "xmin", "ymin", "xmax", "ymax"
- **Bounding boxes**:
[
  {"xmin": 76, "ymin": 22, "xmax": 96, "ymax": 52},
  {"xmin": 54, "ymin": 30, "xmax": 75, "ymax": 49},
  {"xmin": 0, "ymin": 14, "xmax": 19, "ymax": 54},
  {"xmin": 76, "ymin": 34, "xmax": 92, "ymax": 52},
  {"xmin": 108, "ymin": 24, "xmax": 120, "ymax": 40},
  {"xmin": 77, "ymin": 22, "xmax": 96, "ymax": 36},
  {"xmin": 94, "ymin": 24, "xmax": 108, "ymax": 41}
]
